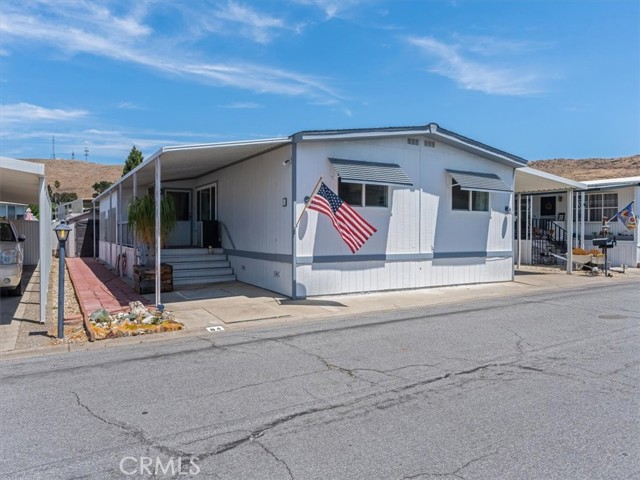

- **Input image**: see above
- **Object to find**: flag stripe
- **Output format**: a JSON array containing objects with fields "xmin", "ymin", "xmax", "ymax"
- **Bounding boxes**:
[{"xmin": 308, "ymin": 182, "xmax": 377, "ymax": 253}]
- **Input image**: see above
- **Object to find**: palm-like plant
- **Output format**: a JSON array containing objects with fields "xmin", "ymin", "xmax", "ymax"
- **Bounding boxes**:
[{"xmin": 127, "ymin": 194, "xmax": 177, "ymax": 262}]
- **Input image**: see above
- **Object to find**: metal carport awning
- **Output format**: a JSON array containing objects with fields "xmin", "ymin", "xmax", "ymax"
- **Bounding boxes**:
[
  {"xmin": 329, "ymin": 158, "xmax": 413, "ymax": 186},
  {"xmin": 515, "ymin": 167, "xmax": 587, "ymax": 194},
  {"xmin": 0, "ymin": 157, "xmax": 51, "ymax": 324},
  {"xmin": 446, "ymin": 169, "xmax": 511, "ymax": 192}
]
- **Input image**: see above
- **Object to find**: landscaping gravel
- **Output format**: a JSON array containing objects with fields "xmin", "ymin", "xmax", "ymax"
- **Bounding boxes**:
[{"xmin": 14, "ymin": 259, "xmax": 87, "ymax": 350}]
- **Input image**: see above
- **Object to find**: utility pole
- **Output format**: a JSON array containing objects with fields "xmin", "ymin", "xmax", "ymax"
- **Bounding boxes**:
[
  {"xmin": 84, "ymin": 147, "xmax": 89, "ymax": 162},
  {"xmin": 51, "ymin": 136, "xmax": 56, "ymax": 159}
]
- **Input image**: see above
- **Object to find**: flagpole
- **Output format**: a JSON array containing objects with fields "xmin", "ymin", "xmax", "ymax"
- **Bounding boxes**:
[{"xmin": 295, "ymin": 176, "xmax": 323, "ymax": 229}]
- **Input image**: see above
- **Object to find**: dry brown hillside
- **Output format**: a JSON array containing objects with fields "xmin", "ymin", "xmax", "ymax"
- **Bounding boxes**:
[
  {"xmin": 529, "ymin": 155, "xmax": 640, "ymax": 181},
  {"xmin": 24, "ymin": 159, "xmax": 122, "ymax": 199},
  {"xmin": 21, "ymin": 154, "xmax": 640, "ymax": 200}
]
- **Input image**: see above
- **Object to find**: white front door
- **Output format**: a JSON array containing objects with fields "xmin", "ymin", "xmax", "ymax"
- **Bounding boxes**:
[{"xmin": 165, "ymin": 189, "xmax": 191, "ymax": 247}]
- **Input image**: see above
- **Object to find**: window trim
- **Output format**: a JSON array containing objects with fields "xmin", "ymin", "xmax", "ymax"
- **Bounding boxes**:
[
  {"xmin": 581, "ymin": 192, "xmax": 618, "ymax": 222},
  {"xmin": 450, "ymin": 178, "xmax": 490, "ymax": 212},
  {"xmin": 338, "ymin": 178, "xmax": 389, "ymax": 208}
]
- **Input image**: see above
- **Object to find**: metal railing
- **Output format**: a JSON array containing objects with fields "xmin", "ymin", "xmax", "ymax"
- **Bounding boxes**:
[{"xmin": 531, "ymin": 219, "xmax": 567, "ymax": 265}]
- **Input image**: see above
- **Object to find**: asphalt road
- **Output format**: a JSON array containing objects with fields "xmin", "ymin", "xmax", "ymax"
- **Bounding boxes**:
[{"xmin": 1, "ymin": 280, "xmax": 638, "ymax": 480}]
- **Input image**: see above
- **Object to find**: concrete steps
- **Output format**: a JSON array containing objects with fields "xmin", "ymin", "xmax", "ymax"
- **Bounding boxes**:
[{"xmin": 161, "ymin": 248, "xmax": 235, "ymax": 287}]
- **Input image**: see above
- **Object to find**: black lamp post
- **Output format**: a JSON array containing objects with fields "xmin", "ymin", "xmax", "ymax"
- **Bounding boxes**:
[{"xmin": 54, "ymin": 222, "xmax": 72, "ymax": 339}]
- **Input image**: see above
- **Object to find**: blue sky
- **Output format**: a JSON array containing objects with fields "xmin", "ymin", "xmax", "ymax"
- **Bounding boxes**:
[{"xmin": 1, "ymin": 0, "xmax": 638, "ymax": 165}]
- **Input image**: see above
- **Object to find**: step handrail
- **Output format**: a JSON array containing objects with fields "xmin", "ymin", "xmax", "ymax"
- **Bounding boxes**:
[{"xmin": 219, "ymin": 221, "xmax": 236, "ymax": 250}]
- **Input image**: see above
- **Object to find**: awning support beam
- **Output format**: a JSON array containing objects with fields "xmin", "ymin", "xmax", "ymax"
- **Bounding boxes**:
[{"xmin": 155, "ymin": 156, "xmax": 162, "ymax": 307}]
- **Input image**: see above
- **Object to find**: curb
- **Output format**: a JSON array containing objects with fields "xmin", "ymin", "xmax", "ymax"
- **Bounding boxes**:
[{"xmin": 2, "ymin": 269, "xmax": 639, "ymax": 361}]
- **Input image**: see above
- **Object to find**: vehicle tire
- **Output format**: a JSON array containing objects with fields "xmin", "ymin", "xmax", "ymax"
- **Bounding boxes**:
[{"xmin": 10, "ymin": 280, "xmax": 22, "ymax": 297}]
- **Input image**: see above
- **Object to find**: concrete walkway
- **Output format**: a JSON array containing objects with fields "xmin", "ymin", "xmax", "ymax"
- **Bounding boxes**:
[
  {"xmin": 151, "ymin": 265, "xmax": 640, "ymax": 334},
  {"xmin": 65, "ymin": 258, "xmax": 149, "ymax": 318},
  {"xmin": 4, "ymin": 261, "xmax": 638, "ymax": 356}
]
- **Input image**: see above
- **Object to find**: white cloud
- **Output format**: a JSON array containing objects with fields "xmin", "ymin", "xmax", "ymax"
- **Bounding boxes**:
[
  {"xmin": 116, "ymin": 102, "xmax": 144, "ymax": 110},
  {"xmin": 407, "ymin": 36, "xmax": 546, "ymax": 96},
  {"xmin": 212, "ymin": 1, "xmax": 288, "ymax": 43},
  {"xmin": 221, "ymin": 102, "xmax": 263, "ymax": 109},
  {"xmin": 294, "ymin": 0, "xmax": 372, "ymax": 19},
  {"xmin": 452, "ymin": 34, "xmax": 552, "ymax": 57},
  {"xmin": 1, "ymin": 103, "xmax": 88, "ymax": 123},
  {"xmin": 0, "ymin": 2, "xmax": 341, "ymax": 102},
  {"xmin": 0, "ymin": 126, "xmax": 227, "ymax": 163}
]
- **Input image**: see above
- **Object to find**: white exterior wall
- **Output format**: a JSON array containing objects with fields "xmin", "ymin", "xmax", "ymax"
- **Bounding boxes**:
[
  {"xmin": 294, "ymin": 137, "xmax": 515, "ymax": 296},
  {"xmin": 12, "ymin": 219, "xmax": 41, "ymax": 265},
  {"xmin": 98, "ymin": 190, "xmax": 118, "ymax": 269},
  {"xmin": 532, "ymin": 186, "xmax": 637, "ymax": 238},
  {"xmin": 195, "ymin": 145, "xmax": 293, "ymax": 295}
]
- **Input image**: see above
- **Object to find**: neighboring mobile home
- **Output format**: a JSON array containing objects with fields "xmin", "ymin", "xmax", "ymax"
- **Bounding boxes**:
[
  {"xmin": 96, "ymin": 123, "xmax": 529, "ymax": 300},
  {"xmin": 580, "ymin": 176, "xmax": 640, "ymax": 267},
  {"xmin": 513, "ymin": 173, "xmax": 639, "ymax": 268}
]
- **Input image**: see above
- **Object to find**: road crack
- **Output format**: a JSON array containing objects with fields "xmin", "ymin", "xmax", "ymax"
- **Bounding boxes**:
[
  {"xmin": 273, "ymin": 339, "xmax": 380, "ymax": 385},
  {"xmin": 71, "ymin": 391, "xmax": 189, "ymax": 459},
  {"xmin": 401, "ymin": 450, "xmax": 498, "ymax": 479},
  {"xmin": 255, "ymin": 441, "xmax": 294, "ymax": 479}
]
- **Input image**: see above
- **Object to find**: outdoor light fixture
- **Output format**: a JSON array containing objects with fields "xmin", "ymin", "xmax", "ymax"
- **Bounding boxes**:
[
  {"xmin": 55, "ymin": 223, "xmax": 71, "ymax": 242},
  {"xmin": 54, "ymin": 222, "xmax": 72, "ymax": 339}
]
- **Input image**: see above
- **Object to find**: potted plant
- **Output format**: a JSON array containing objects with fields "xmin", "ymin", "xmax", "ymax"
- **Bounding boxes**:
[{"xmin": 127, "ymin": 194, "xmax": 177, "ymax": 293}]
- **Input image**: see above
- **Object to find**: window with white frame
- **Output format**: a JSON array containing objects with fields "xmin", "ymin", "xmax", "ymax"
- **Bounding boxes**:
[
  {"xmin": 584, "ymin": 193, "xmax": 618, "ymax": 222},
  {"xmin": 451, "ymin": 179, "xmax": 489, "ymax": 212},
  {"xmin": 338, "ymin": 178, "xmax": 388, "ymax": 207}
]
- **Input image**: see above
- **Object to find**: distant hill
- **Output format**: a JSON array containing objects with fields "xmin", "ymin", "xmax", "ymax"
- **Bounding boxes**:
[
  {"xmin": 21, "ymin": 154, "xmax": 640, "ymax": 200},
  {"xmin": 23, "ymin": 159, "xmax": 122, "ymax": 199},
  {"xmin": 529, "ymin": 155, "xmax": 640, "ymax": 181}
]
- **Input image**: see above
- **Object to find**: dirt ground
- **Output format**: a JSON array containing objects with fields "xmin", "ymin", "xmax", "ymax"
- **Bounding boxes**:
[
  {"xmin": 529, "ymin": 155, "xmax": 640, "ymax": 181},
  {"xmin": 14, "ymin": 259, "xmax": 87, "ymax": 349}
]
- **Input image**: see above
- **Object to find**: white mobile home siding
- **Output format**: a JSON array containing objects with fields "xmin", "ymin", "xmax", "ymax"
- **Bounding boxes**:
[
  {"xmin": 583, "ymin": 185, "xmax": 640, "ymax": 267},
  {"xmin": 294, "ymin": 136, "xmax": 514, "ymax": 296},
  {"xmin": 98, "ymin": 189, "xmax": 119, "ymax": 269},
  {"xmin": 195, "ymin": 145, "xmax": 294, "ymax": 296}
]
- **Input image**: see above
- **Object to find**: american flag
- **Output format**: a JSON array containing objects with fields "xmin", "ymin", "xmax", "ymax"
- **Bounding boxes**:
[{"xmin": 308, "ymin": 182, "xmax": 377, "ymax": 253}]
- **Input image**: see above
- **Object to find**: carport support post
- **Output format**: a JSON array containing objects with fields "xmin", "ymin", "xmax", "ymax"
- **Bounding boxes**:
[
  {"xmin": 117, "ymin": 184, "xmax": 122, "ymax": 277},
  {"xmin": 39, "ymin": 176, "xmax": 47, "ymax": 324},
  {"xmin": 154, "ymin": 156, "xmax": 161, "ymax": 307},
  {"xmin": 580, "ymin": 191, "xmax": 585, "ymax": 248},
  {"xmin": 132, "ymin": 172, "xmax": 137, "ymax": 264},
  {"xmin": 290, "ymin": 140, "xmax": 299, "ymax": 299},
  {"xmin": 517, "ymin": 193, "xmax": 522, "ymax": 269},
  {"xmin": 566, "ymin": 189, "xmax": 573, "ymax": 274},
  {"xmin": 92, "ymin": 201, "xmax": 96, "ymax": 259}
]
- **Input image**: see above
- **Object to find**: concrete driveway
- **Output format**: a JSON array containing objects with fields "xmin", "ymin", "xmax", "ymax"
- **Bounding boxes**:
[{"xmin": 0, "ymin": 265, "xmax": 37, "ymax": 350}]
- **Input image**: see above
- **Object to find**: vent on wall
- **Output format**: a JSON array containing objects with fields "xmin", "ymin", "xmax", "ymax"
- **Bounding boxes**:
[
  {"xmin": 407, "ymin": 137, "xmax": 419, "ymax": 146},
  {"xmin": 424, "ymin": 140, "xmax": 435, "ymax": 148}
]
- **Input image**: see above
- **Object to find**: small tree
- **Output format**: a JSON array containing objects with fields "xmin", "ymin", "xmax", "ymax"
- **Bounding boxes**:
[
  {"xmin": 123, "ymin": 146, "xmax": 144, "ymax": 176},
  {"xmin": 92, "ymin": 180, "xmax": 113, "ymax": 198},
  {"xmin": 127, "ymin": 194, "xmax": 177, "ymax": 265},
  {"xmin": 47, "ymin": 183, "xmax": 77, "ymax": 204}
]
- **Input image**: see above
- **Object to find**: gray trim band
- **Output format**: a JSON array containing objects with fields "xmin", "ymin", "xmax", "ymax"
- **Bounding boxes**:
[
  {"xmin": 226, "ymin": 249, "xmax": 292, "ymax": 263},
  {"xmin": 226, "ymin": 250, "xmax": 512, "ymax": 264},
  {"xmin": 296, "ymin": 253, "xmax": 435, "ymax": 264},
  {"xmin": 433, "ymin": 251, "xmax": 512, "ymax": 259},
  {"xmin": 296, "ymin": 251, "xmax": 512, "ymax": 264}
]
